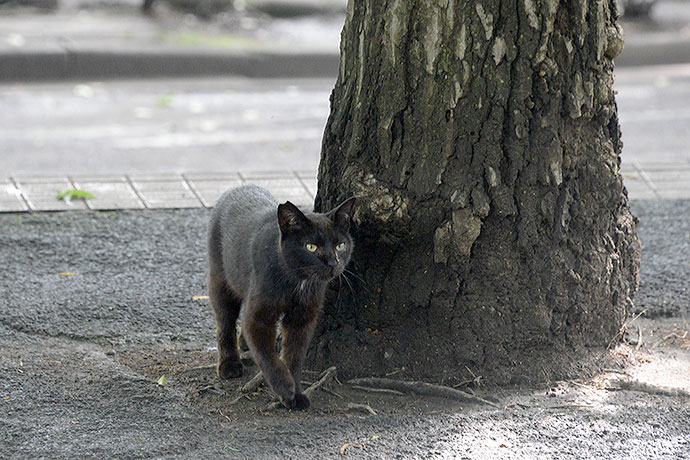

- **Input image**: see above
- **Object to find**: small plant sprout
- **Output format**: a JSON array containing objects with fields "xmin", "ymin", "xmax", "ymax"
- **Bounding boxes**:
[{"xmin": 57, "ymin": 189, "xmax": 95, "ymax": 206}]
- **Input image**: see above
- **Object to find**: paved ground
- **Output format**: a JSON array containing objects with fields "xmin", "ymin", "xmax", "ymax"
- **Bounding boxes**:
[
  {"xmin": 1, "ymin": 199, "xmax": 688, "ymax": 459},
  {"xmin": 0, "ymin": 0, "xmax": 688, "ymax": 213},
  {"xmin": 2, "ymin": 63, "xmax": 690, "ymax": 212}
]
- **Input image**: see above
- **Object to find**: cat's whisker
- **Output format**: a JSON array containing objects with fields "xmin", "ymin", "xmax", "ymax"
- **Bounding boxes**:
[
  {"xmin": 344, "ymin": 268, "xmax": 368, "ymax": 286},
  {"xmin": 335, "ymin": 275, "xmax": 344, "ymax": 308},
  {"xmin": 339, "ymin": 272, "xmax": 355, "ymax": 297},
  {"xmin": 343, "ymin": 268, "xmax": 372, "ymax": 295}
]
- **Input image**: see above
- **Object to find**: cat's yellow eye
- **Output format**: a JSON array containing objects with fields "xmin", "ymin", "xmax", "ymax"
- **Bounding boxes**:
[
  {"xmin": 336, "ymin": 242, "xmax": 346, "ymax": 252},
  {"xmin": 305, "ymin": 243, "xmax": 318, "ymax": 252}
]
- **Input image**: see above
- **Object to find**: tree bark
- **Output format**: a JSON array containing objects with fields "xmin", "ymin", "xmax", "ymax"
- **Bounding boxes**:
[{"xmin": 313, "ymin": 0, "xmax": 640, "ymax": 385}]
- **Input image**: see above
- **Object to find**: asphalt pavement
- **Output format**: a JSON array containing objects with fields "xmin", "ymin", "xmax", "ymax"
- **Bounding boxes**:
[{"xmin": 1, "ymin": 199, "xmax": 688, "ymax": 459}]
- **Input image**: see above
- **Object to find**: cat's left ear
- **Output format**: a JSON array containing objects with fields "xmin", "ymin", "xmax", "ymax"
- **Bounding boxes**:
[
  {"xmin": 278, "ymin": 201, "xmax": 309, "ymax": 234},
  {"xmin": 329, "ymin": 197, "xmax": 356, "ymax": 230}
]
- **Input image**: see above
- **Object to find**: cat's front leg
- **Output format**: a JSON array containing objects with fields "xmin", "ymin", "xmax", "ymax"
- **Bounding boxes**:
[
  {"xmin": 241, "ymin": 304, "xmax": 298, "ymax": 409},
  {"xmin": 280, "ymin": 311, "xmax": 318, "ymax": 410},
  {"xmin": 209, "ymin": 272, "xmax": 243, "ymax": 379}
]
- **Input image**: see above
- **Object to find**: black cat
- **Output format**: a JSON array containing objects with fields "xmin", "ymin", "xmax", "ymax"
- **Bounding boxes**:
[{"xmin": 207, "ymin": 184, "xmax": 355, "ymax": 410}]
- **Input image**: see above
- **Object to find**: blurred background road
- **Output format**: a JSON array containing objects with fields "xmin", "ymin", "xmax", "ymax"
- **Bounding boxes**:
[{"xmin": 0, "ymin": 0, "xmax": 689, "ymax": 210}]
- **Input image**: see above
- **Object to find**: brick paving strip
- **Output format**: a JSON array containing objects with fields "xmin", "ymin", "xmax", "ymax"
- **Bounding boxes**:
[
  {"xmin": 1, "ymin": 170, "xmax": 317, "ymax": 212},
  {"xmin": 621, "ymin": 160, "xmax": 690, "ymax": 200},
  {"xmin": 1, "ymin": 162, "xmax": 690, "ymax": 213}
]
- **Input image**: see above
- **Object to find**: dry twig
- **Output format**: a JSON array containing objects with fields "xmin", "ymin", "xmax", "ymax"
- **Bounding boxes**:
[
  {"xmin": 321, "ymin": 387, "xmax": 345, "ymax": 399},
  {"xmin": 185, "ymin": 364, "xmax": 216, "ymax": 372},
  {"xmin": 197, "ymin": 384, "xmax": 223, "ymax": 395},
  {"xmin": 351, "ymin": 384, "xmax": 404, "ymax": 396},
  {"xmin": 603, "ymin": 368, "xmax": 631, "ymax": 376},
  {"xmin": 218, "ymin": 409, "xmax": 232, "ymax": 422},
  {"xmin": 229, "ymin": 393, "xmax": 252, "ymax": 405},
  {"xmin": 348, "ymin": 377, "xmax": 499, "ymax": 408},
  {"xmin": 340, "ymin": 442, "xmax": 366, "ymax": 455},
  {"xmin": 346, "ymin": 403, "xmax": 377, "ymax": 415},
  {"xmin": 545, "ymin": 404, "xmax": 595, "ymax": 410}
]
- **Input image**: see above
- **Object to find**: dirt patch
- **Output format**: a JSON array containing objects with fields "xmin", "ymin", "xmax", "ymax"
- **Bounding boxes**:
[
  {"xmin": 114, "ymin": 343, "xmax": 484, "ymax": 422},
  {"xmin": 109, "ymin": 324, "xmax": 690, "ymax": 426}
]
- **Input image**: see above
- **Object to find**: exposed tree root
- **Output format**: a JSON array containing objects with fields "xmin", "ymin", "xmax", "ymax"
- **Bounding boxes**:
[
  {"xmin": 609, "ymin": 378, "xmax": 690, "ymax": 398},
  {"xmin": 265, "ymin": 366, "xmax": 338, "ymax": 410},
  {"xmin": 351, "ymin": 384, "xmax": 404, "ymax": 396},
  {"xmin": 240, "ymin": 371, "xmax": 264, "ymax": 394},
  {"xmin": 348, "ymin": 377, "xmax": 500, "ymax": 408},
  {"xmin": 226, "ymin": 371, "xmax": 265, "ymax": 405}
]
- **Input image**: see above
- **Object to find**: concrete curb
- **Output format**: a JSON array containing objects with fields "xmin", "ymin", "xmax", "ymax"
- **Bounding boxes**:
[
  {"xmin": 1, "ymin": 38, "xmax": 688, "ymax": 82},
  {"xmin": 249, "ymin": 0, "xmax": 347, "ymax": 17},
  {"xmin": 616, "ymin": 38, "xmax": 690, "ymax": 67},
  {"xmin": 0, "ymin": 48, "xmax": 340, "ymax": 81}
]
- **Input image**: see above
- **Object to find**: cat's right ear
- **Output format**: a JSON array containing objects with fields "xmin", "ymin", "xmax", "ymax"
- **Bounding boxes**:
[{"xmin": 277, "ymin": 201, "xmax": 308, "ymax": 234}]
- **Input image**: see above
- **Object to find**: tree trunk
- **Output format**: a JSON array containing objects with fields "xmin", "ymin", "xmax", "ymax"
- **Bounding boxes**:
[{"xmin": 313, "ymin": 0, "xmax": 640, "ymax": 385}]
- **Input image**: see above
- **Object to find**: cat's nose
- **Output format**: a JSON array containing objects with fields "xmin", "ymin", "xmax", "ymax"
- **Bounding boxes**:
[{"xmin": 326, "ymin": 257, "xmax": 338, "ymax": 268}]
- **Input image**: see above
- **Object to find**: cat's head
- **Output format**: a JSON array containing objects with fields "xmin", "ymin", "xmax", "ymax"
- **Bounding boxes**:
[{"xmin": 277, "ymin": 198, "xmax": 356, "ymax": 282}]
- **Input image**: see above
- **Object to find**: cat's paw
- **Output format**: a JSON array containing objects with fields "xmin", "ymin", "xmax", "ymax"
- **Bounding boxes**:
[
  {"xmin": 279, "ymin": 393, "xmax": 309, "ymax": 410},
  {"xmin": 217, "ymin": 358, "xmax": 243, "ymax": 379},
  {"xmin": 293, "ymin": 393, "xmax": 310, "ymax": 410},
  {"xmin": 279, "ymin": 395, "xmax": 296, "ymax": 409}
]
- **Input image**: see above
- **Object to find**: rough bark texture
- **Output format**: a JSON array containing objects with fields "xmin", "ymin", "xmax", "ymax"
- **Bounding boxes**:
[{"xmin": 313, "ymin": 0, "xmax": 640, "ymax": 385}]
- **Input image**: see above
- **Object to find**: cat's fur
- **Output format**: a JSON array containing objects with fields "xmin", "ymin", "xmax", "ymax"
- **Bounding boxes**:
[{"xmin": 208, "ymin": 184, "xmax": 355, "ymax": 410}]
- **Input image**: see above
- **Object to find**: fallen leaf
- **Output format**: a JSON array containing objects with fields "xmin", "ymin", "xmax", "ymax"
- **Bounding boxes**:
[
  {"xmin": 157, "ymin": 375, "xmax": 169, "ymax": 386},
  {"xmin": 340, "ymin": 442, "xmax": 365, "ymax": 455},
  {"xmin": 58, "ymin": 272, "xmax": 73, "ymax": 277}
]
